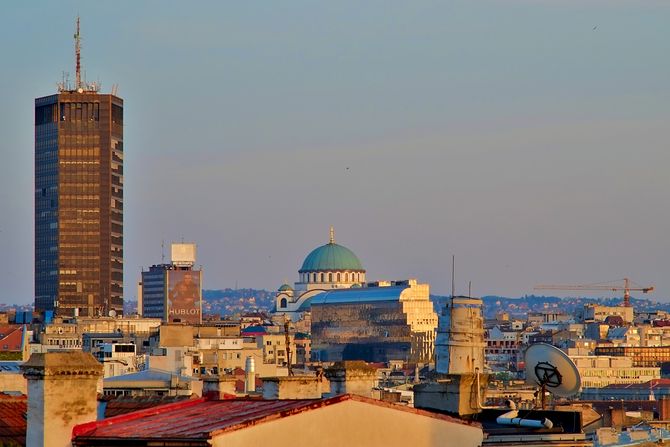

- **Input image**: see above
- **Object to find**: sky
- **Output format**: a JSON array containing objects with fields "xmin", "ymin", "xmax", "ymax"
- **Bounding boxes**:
[{"xmin": 0, "ymin": 1, "xmax": 668, "ymax": 305}]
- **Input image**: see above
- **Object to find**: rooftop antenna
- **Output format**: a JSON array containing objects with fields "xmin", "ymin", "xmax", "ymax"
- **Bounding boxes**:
[
  {"xmin": 451, "ymin": 255, "xmax": 455, "ymax": 298},
  {"xmin": 329, "ymin": 226, "xmax": 335, "ymax": 244},
  {"xmin": 75, "ymin": 16, "xmax": 82, "ymax": 91},
  {"xmin": 469, "ymin": 280, "xmax": 472, "ymax": 298},
  {"xmin": 161, "ymin": 240, "xmax": 165, "ymax": 264}
]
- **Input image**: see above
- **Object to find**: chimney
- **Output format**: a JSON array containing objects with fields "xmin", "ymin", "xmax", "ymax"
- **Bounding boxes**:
[
  {"xmin": 262, "ymin": 375, "xmax": 323, "ymax": 399},
  {"xmin": 21, "ymin": 351, "xmax": 102, "ymax": 447},
  {"xmin": 414, "ymin": 296, "xmax": 489, "ymax": 418},
  {"xmin": 244, "ymin": 356, "xmax": 255, "ymax": 393},
  {"xmin": 660, "ymin": 397, "xmax": 670, "ymax": 421},
  {"xmin": 202, "ymin": 375, "xmax": 237, "ymax": 399},
  {"xmin": 324, "ymin": 361, "xmax": 377, "ymax": 398}
]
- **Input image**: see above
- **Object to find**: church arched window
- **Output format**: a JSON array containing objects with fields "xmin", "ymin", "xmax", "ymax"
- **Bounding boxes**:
[
  {"xmin": 345, "ymin": 272, "xmax": 349, "ymax": 282},
  {"xmin": 328, "ymin": 273, "xmax": 333, "ymax": 282},
  {"xmin": 319, "ymin": 273, "xmax": 324, "ymax": 282},
  {"xmin": 280, "ymin": 298, "xmax": 287, "ymax": 308},
  {"xmin": 337, "ymin": 273, "xmax": 341, "ymax": 282}
]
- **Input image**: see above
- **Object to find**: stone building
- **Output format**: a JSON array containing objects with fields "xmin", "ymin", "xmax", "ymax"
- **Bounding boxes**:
[{"xmin": 310, "ymin": 279, "xmax": 437, "ymax": 363}]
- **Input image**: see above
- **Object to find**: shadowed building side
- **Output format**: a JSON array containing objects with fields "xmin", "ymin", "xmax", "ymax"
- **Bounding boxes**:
[{"xmin": 310, "ymin": 280, "xmax": 437, "ymax": 363}]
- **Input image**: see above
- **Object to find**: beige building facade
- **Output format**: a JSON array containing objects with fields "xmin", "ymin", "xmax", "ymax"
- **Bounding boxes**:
[{"xmin": 570, "ymin": 354, "xmax": 660, "ymax": 388}]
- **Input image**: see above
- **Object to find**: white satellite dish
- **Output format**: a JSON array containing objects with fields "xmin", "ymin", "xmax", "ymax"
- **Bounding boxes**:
[
  {"xmin": 525, "ymin": 343, "xmax": 581, "ymax": 404},
  {"xmin": 108, "ymin": 309, "xmax": 117, "ymax": 318}
]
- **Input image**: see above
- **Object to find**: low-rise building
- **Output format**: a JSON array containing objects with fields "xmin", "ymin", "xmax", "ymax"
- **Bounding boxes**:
[
  {"xmin": 578, "ymin": 304, "xmax": 634, "ymax": 324},
  {"xmin": 595, "ymin": 346, "xmax": 670, "ymax": 367},
  {"xmin": 570, "ymin": 355, "xmax": 660, "ymax": 388},
  {"xmin": 72, "ymin": 394, "xmax": 484, "ymax": 447},
  {"xmin": 95, "ymin": 343, "xmax": 142, "ymax": 378},
  {"xmin": 485, "ymin": 326, "xmax": 521, "ymax": 372},
  {"xmin": 103, "ymin": 369, "xmax": 203, "ymax": 397}
]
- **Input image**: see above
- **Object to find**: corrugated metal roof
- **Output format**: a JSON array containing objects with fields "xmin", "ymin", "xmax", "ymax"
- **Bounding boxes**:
[
  {"xmin": 0, "ymin": 394, "xmax": 26, "ymax": 446},
  {"xmin": 310, "ymin": 285, "xmax": 408, "ymax": 305},
  {"xmin": 103, "ymin": 395, "xmax": 194, "ymax": 418},
  {"xmin": 73, "ymin": 394, "xmax": 479, "ymax": 441}
]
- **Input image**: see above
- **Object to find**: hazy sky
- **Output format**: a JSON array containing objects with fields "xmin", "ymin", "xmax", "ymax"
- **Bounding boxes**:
[{"xmin": 1, "ymin": 1, "xmax": 668, "ymax": 305}]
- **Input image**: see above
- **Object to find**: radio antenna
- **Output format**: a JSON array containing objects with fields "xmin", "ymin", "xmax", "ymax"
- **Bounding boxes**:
[
  {"xmin": 451, "ymin": 255, "xmax": 456, "ymax": 298},
  {"xmin": 75, "ymin": 16, "xmax": 82, "ymax": 90}
]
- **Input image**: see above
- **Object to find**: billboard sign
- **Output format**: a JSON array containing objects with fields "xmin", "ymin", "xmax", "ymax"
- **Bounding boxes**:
[
  {"xmin": 171, "ymin": 243, "xmax": 196, "ymax": 266},
  {"xmin": 167, "ymin": 269, "xmax": 202, "ymax": 324}
]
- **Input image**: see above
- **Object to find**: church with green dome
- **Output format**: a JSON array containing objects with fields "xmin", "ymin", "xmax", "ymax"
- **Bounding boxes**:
[
  {"xmin": 273, "ymin": 227, "xmax": 438, "ymax": 363},
  {"xmin": 275, "ymin": 227, "xmax": 367, "ymax": 319}
]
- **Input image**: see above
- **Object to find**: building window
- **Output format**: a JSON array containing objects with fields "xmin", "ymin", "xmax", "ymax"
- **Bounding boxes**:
[
  {"xmin": 328, "ymin": 273, "xmax": 333, "ymax": 282},
  {"xmin": 112, "ymin": 104, "xmax": 123, "ymax": 125},
  {"xmin": 336, "ymin": 273, "xmax": 341, "ymax": 282},
  {"xmin": 319, "ymin": 273, "xmax": 324, "ymax": 283},
  {"xmin": 280, "ymin": 298, "xmax": 287, "ymax": 308}
]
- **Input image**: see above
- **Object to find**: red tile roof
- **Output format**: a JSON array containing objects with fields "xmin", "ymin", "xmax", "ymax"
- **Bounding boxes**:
[
  {"xmin": 73, "ymin": 394, "xmax": 479, "ymax": 442},
  {"xmin": 0, "ymin": 326, "xmax": 23, "ymax": 352},
  {"xmin": 0, "ymin": 325, "xmax": 20, "ymax": 338},
  {"xmin": 0, "ymin": 394, "xmax": 26, "ymax": 446}
]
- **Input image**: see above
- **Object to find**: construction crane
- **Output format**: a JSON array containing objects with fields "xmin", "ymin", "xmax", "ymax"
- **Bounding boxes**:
[{"xmin": 534, "ymin": 278, "xmax": 654, "ymax": 308}]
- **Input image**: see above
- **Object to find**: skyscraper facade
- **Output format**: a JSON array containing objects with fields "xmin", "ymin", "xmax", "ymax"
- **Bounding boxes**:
[{"xmin": 34, "ymin": 20, "xmax": 123, "ymax": 317}]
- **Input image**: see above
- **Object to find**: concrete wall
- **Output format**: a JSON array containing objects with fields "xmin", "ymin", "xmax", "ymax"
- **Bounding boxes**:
[
  {"xmin": 0, "ymin": 372, "xmax": 27, "ymax": 394},
  {"xmin": 22, "ymin": 352, "xmax": 102, "ymax": 447},
  {"xmin": 262, "ymin": 376, "xmax": 323, "ymax": 399},
  {"xmin": 210, "ymin": 399, "xmax": 483, "ymax": 447},
  {"xmin": 159, "ymin": 325, "xmax": 194, "ymax": 347}
]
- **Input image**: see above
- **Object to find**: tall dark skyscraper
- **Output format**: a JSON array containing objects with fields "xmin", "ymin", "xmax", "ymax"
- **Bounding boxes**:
[{"xmin": 34, "ymin": 18, "xmax": 123, "ymax": 317}]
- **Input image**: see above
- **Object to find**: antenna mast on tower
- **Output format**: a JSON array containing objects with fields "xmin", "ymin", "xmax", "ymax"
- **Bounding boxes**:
[{"xmin": 75, "ymin": 16, "xmax": 82, "ymax": 90}]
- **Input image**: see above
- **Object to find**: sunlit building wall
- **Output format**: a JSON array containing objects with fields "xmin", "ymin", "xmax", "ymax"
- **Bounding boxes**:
[{"xmin": 311, "ymin": 279, "xmax": 437, "ymax": 363}]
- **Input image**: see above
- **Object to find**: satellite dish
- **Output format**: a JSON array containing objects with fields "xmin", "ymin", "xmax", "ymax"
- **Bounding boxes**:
[
  {"xmin": 108, "ymin": 309, "xmax": 117, "ymax": 318},
  {"xmin": 525, "ymin": 343, "xmax": 581, "ymax": 399}
]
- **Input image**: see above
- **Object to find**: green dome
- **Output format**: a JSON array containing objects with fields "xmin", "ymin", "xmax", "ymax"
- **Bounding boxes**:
[
  {"xmin": 278, "ymin": 284, "xmax": 293, "ymax": 292},
  {"xmin": 300, "ymin": 242, "xmax": 364, "ymax": 272}
]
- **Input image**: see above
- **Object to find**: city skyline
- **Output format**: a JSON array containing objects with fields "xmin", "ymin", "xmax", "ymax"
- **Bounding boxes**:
[{"xmin": 1, "ymin": 1, "xmax": 669, "ymax": 305}]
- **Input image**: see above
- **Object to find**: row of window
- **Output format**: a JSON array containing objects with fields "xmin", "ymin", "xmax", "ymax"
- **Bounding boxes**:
[{"xmin": 299, "ymin": 271, "xmax": 364, "ymax": 284}]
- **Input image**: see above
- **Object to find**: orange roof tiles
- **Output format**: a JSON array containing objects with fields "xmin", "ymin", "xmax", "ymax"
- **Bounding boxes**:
[{"xmin": 0, "ymin": 325, "xmax": 23, "ymax": 352}]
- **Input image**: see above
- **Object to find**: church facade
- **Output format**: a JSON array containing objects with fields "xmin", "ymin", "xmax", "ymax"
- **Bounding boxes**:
[{"xmin": 273, "ymin": 229, "xmax": 438, "ymax": 363}]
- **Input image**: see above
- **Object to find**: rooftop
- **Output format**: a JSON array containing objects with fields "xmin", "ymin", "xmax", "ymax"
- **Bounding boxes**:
[
  {"xmin": 104, "ymin": 368, "xmax": 196, "ymax": 384},
  {"xmin": 73, "ymin": 394, "xmax": 478, "ymax": 442},
  {"xmin": 310, "ymin": 285, "xmax": 408, "ymax": 305},
  {"xmin": 0, "ymin": 394, "xmax": 26, "ymax": 446},
  {"xmin": 102, "ymin": 395, "xmax": 194, "ymax": 418}
]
